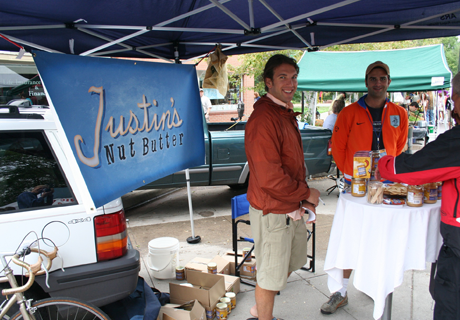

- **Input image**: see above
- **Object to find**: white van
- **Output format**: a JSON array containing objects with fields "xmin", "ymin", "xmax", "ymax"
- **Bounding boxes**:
[{"xmin": 0, "ymin": 105, "xmax": 140, "ymax": 313}]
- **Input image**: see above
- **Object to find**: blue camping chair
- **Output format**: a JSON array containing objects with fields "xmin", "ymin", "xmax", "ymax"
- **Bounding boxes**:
[
  {"xmin": 231, "ymin": 193, "xmax": 316, "ymax": 285},
  {"xmin": 231, "ymin": 193, "xmax": 316, "ymax": 281},
  {"xmin": 231, "ymin": 193, "xmax": 256, "ymax": 286}
]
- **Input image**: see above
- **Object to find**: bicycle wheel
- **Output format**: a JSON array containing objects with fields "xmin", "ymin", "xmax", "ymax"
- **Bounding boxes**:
[{"xmin": 10, "ymin": 297, "xmax": 110, "ymax": 320}]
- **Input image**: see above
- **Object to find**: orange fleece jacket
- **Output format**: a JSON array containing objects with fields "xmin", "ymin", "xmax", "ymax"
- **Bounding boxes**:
[{"xmin": 332, "ymin": 95, "xmax": 408, "ymax": 180}]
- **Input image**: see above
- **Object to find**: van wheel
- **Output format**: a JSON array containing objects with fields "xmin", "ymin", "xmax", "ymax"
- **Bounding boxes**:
[{"xmin": 228, "ymin": 177, "xmax": 248, "ymax": 190}]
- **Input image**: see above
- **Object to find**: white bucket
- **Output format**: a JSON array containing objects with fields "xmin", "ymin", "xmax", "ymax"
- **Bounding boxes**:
[{"xmin": 147, "ymin": 237, "xmax": 179, "ymax": 279}]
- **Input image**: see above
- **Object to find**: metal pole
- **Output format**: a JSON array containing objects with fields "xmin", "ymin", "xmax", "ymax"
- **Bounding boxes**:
[
  {"xmin": 302, "ymin": 91, "xmax": 305, "ymax": 114},
  {"xmin": 380, "ymin": 292, "xmax": 393, "ymax": 320},
  {"xmin": 185, "ymin": 168, "xmax": 201, "ymax": 244},
  {"xmin": 407, "ymin": 125, "xmax": 413, "ymax": 154}
]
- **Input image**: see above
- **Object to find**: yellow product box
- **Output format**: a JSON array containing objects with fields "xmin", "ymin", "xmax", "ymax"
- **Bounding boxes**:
[{"xmin": 353, "ymin": 151, "xmax": 371, "ymax": 178}]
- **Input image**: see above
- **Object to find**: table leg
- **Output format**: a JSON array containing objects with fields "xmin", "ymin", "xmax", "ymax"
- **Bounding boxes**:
[{"xmin": 379, "ymin": 292, "xmax": 393, "ymax": 320}]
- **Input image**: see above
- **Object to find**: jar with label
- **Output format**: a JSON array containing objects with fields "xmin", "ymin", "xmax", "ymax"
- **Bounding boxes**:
[
  {"xmin": 423, "ymin": 183, "xmax": 438, "ymax": 204},
  {"xmin": 225, "ymin": 292, "xmax": 236, "ymax": 309},
  {"xmin": 437, "ymin": 181, "xmax": 443, "ymax": 200},
  {"xmin": 220, "ymin": 297, "xmax": 231, "ymax": 314},
  {"xmin": 216, "ymin": 302, "xmax": 228, "ymax": 319},
  {"xmin": 369, "ymin": 150, "xmax": 380, "ymax": 180},
  {"xmin": 175, "ymin": 266, "xmax": 185, "ymax": 280},
  {"xmin": 207, "ymin": 262, "xmax": 217, "ymax": 274},
  {"xmin": 367, "ymin": 181, "xmax": 383, "ymax": 204},
  {"xmin": 242, "ymin": 247, "xmax": 252, "ymax": 262},
  {"xmin": 351, "ymin": 178, "xmax": 367, "ymax": 197},
  {"xmin": 407, "ymin": 185, "xmax": 424, "ymax": 207}
]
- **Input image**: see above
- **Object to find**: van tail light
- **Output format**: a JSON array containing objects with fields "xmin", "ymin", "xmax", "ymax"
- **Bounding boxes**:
[
  {"xmin": 327, "ymin": 139, "xmax": 332, "ymax": 156},
  {"xmin": 94, "ymin": 210, "xmax": 127, "ymax": 261}
]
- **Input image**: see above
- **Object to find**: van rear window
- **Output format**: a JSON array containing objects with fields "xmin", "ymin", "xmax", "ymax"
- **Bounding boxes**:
[{"xmin": 0, "ymin": 131, "xmax": 76, "ymax": 212}]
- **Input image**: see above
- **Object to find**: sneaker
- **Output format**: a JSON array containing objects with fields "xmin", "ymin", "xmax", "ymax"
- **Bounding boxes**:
[{"xmin": 320, "ymin": 292, "xmax": 348, "ymax": 314}]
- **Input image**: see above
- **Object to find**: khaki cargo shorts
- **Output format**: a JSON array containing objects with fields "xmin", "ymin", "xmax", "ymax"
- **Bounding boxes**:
[{"xmin": 249, "ymin": 206, "xmax": 308, "ymax": 291}]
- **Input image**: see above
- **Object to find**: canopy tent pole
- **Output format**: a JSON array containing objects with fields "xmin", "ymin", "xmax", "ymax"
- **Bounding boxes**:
[
  {"xmin": 248, "ymin": 0, "xmax": 255, "ymax": 29},
  {"xmin": 209, "ymin": 0, "xmax": 251, "ymax": 30},
  {"xmin": 261, "ymin": 0, "xmax": 360, "ymax": 32},
  {"xmin": 80, "ymin": 29, "xmax": 150, "ymax": 56},
  {"xmin": 319, "ymin": 8, "xmax": 460, "ymax": 49},
  {"xmin": 185, "ymin": 168, "xmax": 201, "ymax": 244},
  {"xmin": 258, "ymin": 0, "xmax": 313, "ymax": 48}
]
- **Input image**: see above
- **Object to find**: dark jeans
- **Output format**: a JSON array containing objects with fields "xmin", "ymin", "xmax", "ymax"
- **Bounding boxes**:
[{"xmin": 433, "ymin": 245, "xmax": 460, "ymax": 319}]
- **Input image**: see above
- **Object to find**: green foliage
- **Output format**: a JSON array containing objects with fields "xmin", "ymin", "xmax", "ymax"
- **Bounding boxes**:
[
  {"xmin": 228, "ymin": 37, "xmax": 460, "ymax": 106},
  {"xmin": 230, "ymin": 50, "xmax": 304, "ymax": 96},
  {"xmin": 293, "ymin": 107, "xmax": 313, "ymax": 125}
]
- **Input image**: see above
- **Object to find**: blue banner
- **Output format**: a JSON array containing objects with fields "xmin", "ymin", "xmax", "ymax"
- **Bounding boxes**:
[{"xmin": 33, "ymin": 51, "xmax": 205, "ymax": 208}]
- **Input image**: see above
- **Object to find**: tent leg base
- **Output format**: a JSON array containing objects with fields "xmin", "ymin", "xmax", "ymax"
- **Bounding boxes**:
[{"xmin": 187, "ymin": 235, "xmax": 201, "ymax": 244}]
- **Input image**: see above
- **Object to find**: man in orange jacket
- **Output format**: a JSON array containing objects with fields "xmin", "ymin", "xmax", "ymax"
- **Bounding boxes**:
[{"xmin": 321, "ymin": 61, "xmax": 408, "ymax": 315}]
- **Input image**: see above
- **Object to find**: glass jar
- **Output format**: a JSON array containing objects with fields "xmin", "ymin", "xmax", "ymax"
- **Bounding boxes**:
[
  {"xmin": 370, "ymin": 150, "xmax": 380, "ymax": 180},
  {"xmin": 207, "ymin": 262, "xmax": 217, "ymax": 274},
  {"xmin": 175, "ymin": 266, "xmax": 185, "ymax": 280},
  {"xmin": 437, "ymin": 182, "xmax": 443, "ymax": 200},
  {"xmin": 225, "ymin": 292, "xmax": 236, "ymax": 309},
  {"xmin": 407, "ymin": 185, "xmax": 424, "ymax": 207},
  {"xmin": 216, "ymin": 303, "xmax": 228, "ymax": 320},
  {"xmin": 220, "ymin": 297, "xmax": 231, "ymax": 314},
  {"xmin": 351, "ymin": 178, "xmax": 367, "ymax": 197},
  {"xmin": 423, "ymin": 183, "xmax": 438, "ymax": 204},
  {"xmin": 242, "ymin": 247, "xmax": 252, "ymax": 262},
  {"xmin": 367, "ymin": 181, "xmax": 383, "ymax": 204}
]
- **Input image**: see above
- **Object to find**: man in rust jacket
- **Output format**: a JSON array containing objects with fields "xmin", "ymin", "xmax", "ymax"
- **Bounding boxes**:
[
  {"xmin": 376, "ymin": 71, "xmax": 460, "ymax": 319},
  {"xmin": 245, "ymin": 54, "xmax": 320, "ymax": 320}
]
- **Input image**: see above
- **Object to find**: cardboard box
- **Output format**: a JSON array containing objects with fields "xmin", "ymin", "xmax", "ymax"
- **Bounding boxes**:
[
  {"xmin": 226, "ymin": 249, "xmax": 255, "ymax": 259},
  {"xmin": 170, "ymin": 270, "xmax": 226, "ymax": 320},
  {"xmin": 184, "ymin": 256, "xmax": 230, "ymax": 278},
  {"xmin": 184, "ymin": 257, "xmax": 210, "ymax": 274},
  {"xmin": 240, "ymin": 259, "xmax": 257, "ymax": 280},
  {"xmin": 222, "ymin": 253, "xmax": 257, "ymax": 279},
  {"xmin": 219, "ymin": 274, "xmax": 240, "ymax": 294},
  {"xmin": 158, "ymin": 300, "xmax": 206, "ymax": 320}
]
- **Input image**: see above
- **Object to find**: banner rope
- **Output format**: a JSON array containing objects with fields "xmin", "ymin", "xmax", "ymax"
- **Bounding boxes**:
[{"xmin": 0, "ymin": 34, "xmax": 24, "ymax": 49}]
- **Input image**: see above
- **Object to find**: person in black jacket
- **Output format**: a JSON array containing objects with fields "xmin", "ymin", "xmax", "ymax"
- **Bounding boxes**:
[{"xmin": 376, "ymin": 71, "xmax": 460, "ymax": 319}]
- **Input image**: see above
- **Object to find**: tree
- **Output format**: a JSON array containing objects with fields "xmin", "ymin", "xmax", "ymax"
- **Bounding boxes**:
[
  {"xmin": 230, "ymin": 37, "xmax": 460, "ymax": 95},
  {"xmin": 324, "ymin": 37, "xmax": 460, "ymax": 73},
  {"xmin": 228, "ymin": 50, "xmax": 303, "ymax": 101}
]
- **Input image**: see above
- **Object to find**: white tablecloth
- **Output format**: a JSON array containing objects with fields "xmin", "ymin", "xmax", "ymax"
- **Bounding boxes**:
[{"xmin": 324, "ymin": 193, "xmax": 442, "ymax": 319}]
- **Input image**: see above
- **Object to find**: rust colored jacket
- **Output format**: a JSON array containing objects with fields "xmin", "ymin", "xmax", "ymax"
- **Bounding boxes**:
[
  {"xmin": 332, "ymin": 95, "xmax": 408, "ymax": 180},
  {"xmin": 245, "ymin": 96, "xmax": 310, "ymax": 215}
]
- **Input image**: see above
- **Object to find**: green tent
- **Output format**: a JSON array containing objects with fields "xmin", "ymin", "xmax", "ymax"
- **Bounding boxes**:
[{"xmin": 297, "ymin": 45, "xmax": 452, "ymax": 92}]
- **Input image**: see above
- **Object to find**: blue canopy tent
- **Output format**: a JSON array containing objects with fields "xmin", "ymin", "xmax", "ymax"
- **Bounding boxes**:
[
  {"xmin": 0, "ymin": 1, "xmax": 459, "ymax": 60},
  {"xmin": 0, "ymin": 0, "xmax": 459, "ymax": 246}
]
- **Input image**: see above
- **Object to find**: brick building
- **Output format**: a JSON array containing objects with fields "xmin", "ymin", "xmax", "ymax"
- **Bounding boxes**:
[{"xmin": 195, "ymin": 55, "xmax": 255, "ymax": 123}]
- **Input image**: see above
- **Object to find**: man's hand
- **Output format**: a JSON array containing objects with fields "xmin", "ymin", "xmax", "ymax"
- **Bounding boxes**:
[{"xmin": 306, "ymin": 188, "xmax": 320, "ymax": 207}]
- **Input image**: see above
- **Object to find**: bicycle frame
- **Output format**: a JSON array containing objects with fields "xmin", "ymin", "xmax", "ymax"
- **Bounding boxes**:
[{"xmin": 1, "ymin": 252, "xmax": 37, "ymax": 320}]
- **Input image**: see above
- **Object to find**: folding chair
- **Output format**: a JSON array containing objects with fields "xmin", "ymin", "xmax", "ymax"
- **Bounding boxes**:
[
  {"xmin": 326, "ymin": 161, "xmax": 341, "ymax": 197},
  {"xmin": 231, "ymin": 193, "xmax": 256, "ymax": 286},
  {"xmin": 231, "ymin": 193, "xmax": 316, "ymax": 282},
  {"xmin": 301, "ymin": 223, "xmax": 315, "ymax": 272}
]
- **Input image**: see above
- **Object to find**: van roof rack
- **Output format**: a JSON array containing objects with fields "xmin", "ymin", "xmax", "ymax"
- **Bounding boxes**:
[{"xmin": 0, "ymin": 105, "xmax": 44, "ymax": 119}]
